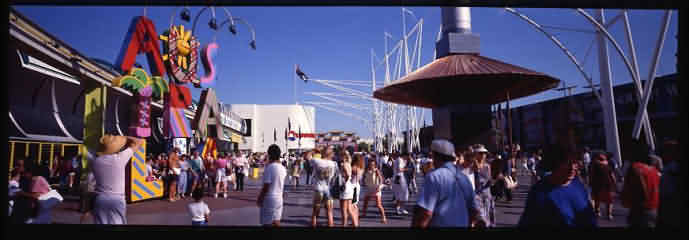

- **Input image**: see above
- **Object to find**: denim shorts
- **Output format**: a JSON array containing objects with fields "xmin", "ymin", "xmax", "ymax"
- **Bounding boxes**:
[{"xmin": 192, "ymin": 220, "xmax": 207, "ymax": 226}]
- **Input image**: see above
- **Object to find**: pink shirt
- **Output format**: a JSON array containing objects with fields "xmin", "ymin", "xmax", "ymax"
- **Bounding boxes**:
[{"xmin": 215, "ymin": 157, "xmax": 227, "ymax": 169}]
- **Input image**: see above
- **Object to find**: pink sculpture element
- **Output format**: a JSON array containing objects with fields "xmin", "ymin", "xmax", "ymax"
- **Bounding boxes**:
[
  {"xmin": 201, "ymin": 43, "xmax": 219, "ymax": 84},
  {"xmin": 129, "ymin": 86, "xmax": 153, "ymax": 138}
]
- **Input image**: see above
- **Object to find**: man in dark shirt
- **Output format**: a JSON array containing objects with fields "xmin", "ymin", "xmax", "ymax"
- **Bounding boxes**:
[{"xmin": 518, "ymin": 144, "xmax": 597, "ymax": 227}]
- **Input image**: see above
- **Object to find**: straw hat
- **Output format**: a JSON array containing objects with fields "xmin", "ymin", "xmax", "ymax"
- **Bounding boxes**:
[{"xmin": 97, "ymin": 134, "xmax": 128, "ymax": 156}]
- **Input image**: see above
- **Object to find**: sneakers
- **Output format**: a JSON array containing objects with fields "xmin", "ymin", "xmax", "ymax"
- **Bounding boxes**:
[
  {"xmin": 214, "ymin": 193, "xmax": 218, "ymax": 198},
  {"xmin": 223, "ymin": 193, "xmax": 227, "ymax": 199},
  {"xmin": 396, "ymin": 208, "xmax": 409, "ymax": 215}
]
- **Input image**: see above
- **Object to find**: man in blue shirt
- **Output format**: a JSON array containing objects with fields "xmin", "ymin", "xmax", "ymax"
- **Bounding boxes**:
[
  {"xmin": 518, "ymin": 144, "xmax": 597, "ymax": 227},
  {"xmin": 412, "ymin": 139, "xmax": 478, "ymax": 228}
]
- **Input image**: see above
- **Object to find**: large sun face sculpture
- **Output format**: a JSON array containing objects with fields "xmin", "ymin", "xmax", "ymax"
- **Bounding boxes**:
[{"xmin": 160, "ymin": 25, "xmax": 201, "ymax": 87}]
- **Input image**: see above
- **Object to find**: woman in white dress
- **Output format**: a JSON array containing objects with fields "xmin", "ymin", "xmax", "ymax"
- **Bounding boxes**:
[
  {"xmin": 338, "ymin": 151, "xmax": 358, "ymax": 227},
  {"xmin": 349, "ymin": 154, "xmax": 365, "ymax": 227},
  {"xmin": 391, "ymin": 153, "xmax": 409, "ymax": 215}
]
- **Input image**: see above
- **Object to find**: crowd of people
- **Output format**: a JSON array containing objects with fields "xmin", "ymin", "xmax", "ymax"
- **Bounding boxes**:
[
  {"xmin": 144, "ymin": 149, "xmax": 260, "ymax": 202},
  {"xmin": 8, "ymin": 133, "xmax": 683, "ymax": 228}
]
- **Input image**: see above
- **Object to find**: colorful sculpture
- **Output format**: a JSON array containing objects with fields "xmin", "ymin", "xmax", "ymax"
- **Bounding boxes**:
[
  {"xmin": 113, "ymin": 68, "xmax": 169, "ymax": 138},
  {"xmin": 129, "ymin": 141, "xmax": 164, "ymax": 202},
  {"xmin": 115, "ymin": 16, "xmax": 166, "ymax": 77},
  {"xmin": 160, "ymin": 25, "xmax": 201, "ymax": 87},
  {"xmin": 200, "ymin": 42, "xmax": 219, "ymax": 84},
  {"xmin": 167, "ymin": 83, "xmax": 192, "ymax": 108},
  {"xmin": 112, "ymin": 68, "xmax": 169, "ymax": 101},
  {"xmin": 199, "ymin": 137, "xmax": 218, "ymax": 159},
  {"xmin": 191, "ymin": 88, "xmax": 224, "ymax": 140},
  {"xmin": 163, "ymin": 83, "xmax": 192, "ymax": 138}
]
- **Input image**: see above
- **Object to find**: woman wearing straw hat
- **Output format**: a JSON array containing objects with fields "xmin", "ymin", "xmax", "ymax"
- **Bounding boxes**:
[{"xmin": 91, "ymin": 134, "xmax": 144, "ymax": 224}]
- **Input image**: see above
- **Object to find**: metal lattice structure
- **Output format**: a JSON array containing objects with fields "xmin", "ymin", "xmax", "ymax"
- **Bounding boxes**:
[
  {"xmin": 301, "ymin": 8, "xmax": 428, "ymax": 153},
  {"xmin": 506, "ymin": 8, "xmax": 673, "ymax": 166}
]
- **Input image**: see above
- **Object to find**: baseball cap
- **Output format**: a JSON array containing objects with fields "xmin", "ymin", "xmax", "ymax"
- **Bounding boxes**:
[
  {"xmin": 472, "ymin": 144, "xmax": 489, "ymax": 153},
  {"xmin": 431, "ymin": 139, "xmax": 456, "ymax": 158}
]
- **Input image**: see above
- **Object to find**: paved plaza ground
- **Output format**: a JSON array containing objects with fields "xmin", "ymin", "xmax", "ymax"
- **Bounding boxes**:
[{"xmin": 50, "ymin": 172, "xmax": 629, "ymax": 227}]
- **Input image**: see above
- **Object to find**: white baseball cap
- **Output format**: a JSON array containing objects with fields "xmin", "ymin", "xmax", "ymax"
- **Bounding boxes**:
[
  {"xmin": 431, "ymin": 139, "xmax": 456, "ymax": 158},
  {"xmin": 472, "ymin": 144, "xmax": 489, "ymax": 153}
]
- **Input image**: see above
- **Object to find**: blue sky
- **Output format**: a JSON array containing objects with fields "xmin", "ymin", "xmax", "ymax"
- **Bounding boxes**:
[{"xmin": 13, "ymin": 6, "xmax": 677, "ymax": 138}]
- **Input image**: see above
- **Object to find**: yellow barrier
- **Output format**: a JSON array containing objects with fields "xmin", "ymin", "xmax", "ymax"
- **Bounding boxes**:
[
  {"xmin": 128, "ymin": 142, "xmax": 164, "ymax": 202},
  {"xmin": 8, "ymin": 141, "xmax": 81, "ymax": 171},
  {"xmin": 252, "ymin": 167, "xmax": 260, "ymax": 179}
]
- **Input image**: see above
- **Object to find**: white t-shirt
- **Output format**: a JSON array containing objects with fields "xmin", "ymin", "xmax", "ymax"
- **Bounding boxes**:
[
  {"xmin": 583, "ymin": 152, "xmax": 591, "ymax": 166},
  {"xmin": 310, "ymin": 157, "xmax": 336, "ymax": 193},
  {"xmin": 9, "ymin": 180, "xmax": 20, "ymax": 197},
  {"xmin": 393, "ymin": 157, "xmax": 406, "ymax": 177},
  {"xmin": 459, "ymin": 166, "xmax": 476, "ymax": 192},
  {"xmin": 262, "ymin": 162, "xmax": 287, "ymax": 198},
  {"xmin": 188, "ymin": 201, "xmax": 210, "ymax": 222}
]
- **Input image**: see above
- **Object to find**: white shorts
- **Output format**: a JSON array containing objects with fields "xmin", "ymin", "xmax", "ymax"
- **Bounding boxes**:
[
  {"xmin": 216, "ymin": 169, "xmax": 226, "ymax": 183},
  {"xmin": 365, "ymin": 185, "xmax": 383, "ymax": 198},
  {"xmin": 224, "ymin": 174, "xmax": 234, "ymax": 183},
  {"xmin": 341, "ymin": 181, "xmax": 355, "ymax": 200},
  {"xmin": 172, "ymin": 168, "xmax": 181, "ymax": 175},
  {"xmin": 260, "ymin": 197, "xmax": 283, "ymax": 225}
]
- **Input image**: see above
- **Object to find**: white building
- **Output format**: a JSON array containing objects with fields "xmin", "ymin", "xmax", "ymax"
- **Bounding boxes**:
[{"xmin": 230, "ymin": 104, "xmax": 316, "ymax": 153}]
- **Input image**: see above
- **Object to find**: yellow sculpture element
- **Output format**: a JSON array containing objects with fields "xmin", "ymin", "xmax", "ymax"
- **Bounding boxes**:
[{"xmin": 160, "ymin": 25, "xmax": 192, "ymax": 70}]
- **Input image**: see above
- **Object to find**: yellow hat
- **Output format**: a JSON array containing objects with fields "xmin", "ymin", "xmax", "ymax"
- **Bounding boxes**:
[{"xmin": 97, "ymin": 135, "xmax": 128, "ymax": 156}]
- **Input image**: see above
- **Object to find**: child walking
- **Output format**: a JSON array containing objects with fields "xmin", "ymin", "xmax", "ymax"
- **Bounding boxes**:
[{"xmin": 188, "ymin": 187, "xmax": 211, "ymax": 226}]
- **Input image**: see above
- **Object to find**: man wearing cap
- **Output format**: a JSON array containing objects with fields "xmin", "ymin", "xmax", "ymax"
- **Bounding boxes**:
[
  {"xmin": 91, "ymin": 135, "xmax": 144, "ymax": 224},
  {"xmin": 412, "ymin": 139, "xmax": 479, "ymax": 228}
]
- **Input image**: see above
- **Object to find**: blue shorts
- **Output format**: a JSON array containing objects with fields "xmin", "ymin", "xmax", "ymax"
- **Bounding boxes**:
[{"xmin": 192, "ymin": 220, "xmax": 207, "ymax": 226}]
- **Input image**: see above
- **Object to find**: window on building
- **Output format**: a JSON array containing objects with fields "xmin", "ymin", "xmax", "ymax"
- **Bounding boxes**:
[{"xmin": 244, "ymin": 119, "xmax": 252, "ymax": 137}]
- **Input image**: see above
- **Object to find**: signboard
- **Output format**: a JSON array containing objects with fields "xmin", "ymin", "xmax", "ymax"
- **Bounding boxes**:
[
  {"xmin": 219, "ymin": 111, "xmax": 244, "ymax": 133},
  {"xmin": 173, "ymin": 138, "xmax": 188, "ymax": 155}
]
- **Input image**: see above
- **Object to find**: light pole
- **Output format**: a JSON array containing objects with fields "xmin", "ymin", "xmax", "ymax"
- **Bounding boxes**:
[{"xmin": 220, "ymin": 17, "xmax": 257, "ymax": 50}]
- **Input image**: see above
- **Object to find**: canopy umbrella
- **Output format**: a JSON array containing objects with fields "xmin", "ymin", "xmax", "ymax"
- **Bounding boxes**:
[{"xmin": 373, "ymin": 54, "xmax": 560, "ymax": 108}]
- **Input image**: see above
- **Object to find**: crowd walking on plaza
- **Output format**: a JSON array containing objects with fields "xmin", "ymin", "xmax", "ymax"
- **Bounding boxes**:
[{"xmin": 8, "ymin": 130, "xmax": 684, "ymax": 228}]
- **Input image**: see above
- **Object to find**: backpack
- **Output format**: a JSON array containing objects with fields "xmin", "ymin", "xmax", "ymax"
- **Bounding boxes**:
[{"xmin": 329, "ymin": 167, "xmax": 345, "ymax": 199}]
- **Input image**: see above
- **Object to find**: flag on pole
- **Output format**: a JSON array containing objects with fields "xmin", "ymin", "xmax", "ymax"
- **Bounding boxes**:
[
  {"xmin": 296, "ymin": 64, "xmax": 308, "ymax": 82},
  {"xmin": 274, "ymin": 128, "xmax": 277, "ymax": 143},
  {"xmin": 288, "ymin": 118, "xmax": 291, "ymax": 133},
  {"xmin": 284, "ymin": 128, "xmax": 288, "ymax": 140}
]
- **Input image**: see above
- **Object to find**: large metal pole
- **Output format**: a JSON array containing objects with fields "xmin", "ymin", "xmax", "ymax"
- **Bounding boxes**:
[
  {"xmin": 632, "ymin": 11, "xmax": 672, "ymax": 146},
  {"xmin": 623, "ymin": 10, "xmax": 657, "ymax": 150},
  {"xmin": 596, "ymin": 9, "xmax": 623, "ymax": 168}
]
